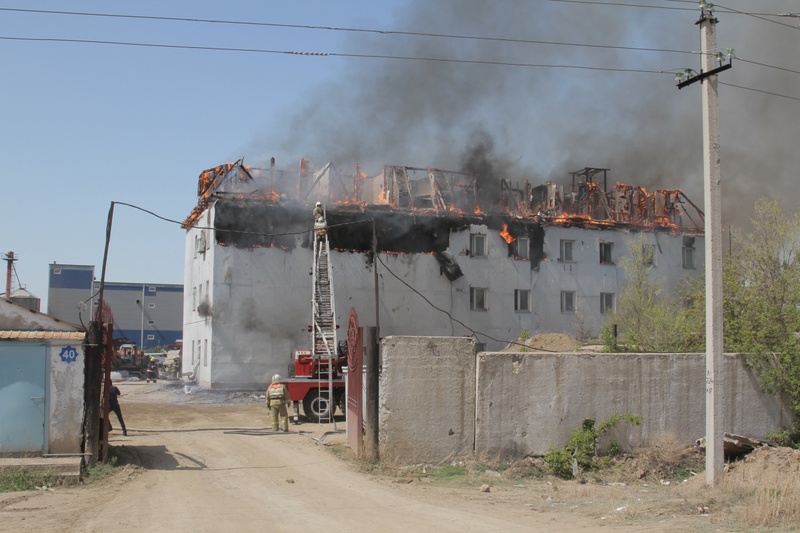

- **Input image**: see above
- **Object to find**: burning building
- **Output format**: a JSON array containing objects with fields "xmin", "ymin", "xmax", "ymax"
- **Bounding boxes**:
[{"xmin": 181, "ymin": 160, "xmax": 704, "ymax": 389}]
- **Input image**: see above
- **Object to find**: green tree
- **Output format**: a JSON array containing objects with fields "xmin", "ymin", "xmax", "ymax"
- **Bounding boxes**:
[
  {"xmin": 724, "ymin": 198, "xmax": 800, "ymax": 413},
  {"xmin": 601, "ymin": 235, "xmax": 700, "ymax": 352}
]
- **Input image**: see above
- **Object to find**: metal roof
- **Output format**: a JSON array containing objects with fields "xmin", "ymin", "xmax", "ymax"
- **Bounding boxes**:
[{"xmin": 0, "ymin": 331, "xmax": 86, "ymax": 341}]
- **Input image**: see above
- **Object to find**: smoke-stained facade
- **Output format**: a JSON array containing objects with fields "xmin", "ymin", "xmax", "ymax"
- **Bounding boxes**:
[{"xmin": 181, "ymin": 160, "xmax": 704, "ymax": 389}]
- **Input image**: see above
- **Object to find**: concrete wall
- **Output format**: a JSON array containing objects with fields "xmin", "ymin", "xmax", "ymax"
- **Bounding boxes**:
[
  {"xmin": 475, "ymin": 352, "xmax": 793, "ymax": 459},
  {"xmin": 48, "ymin": 340, "xmax": 85, "ymax": 453},
  {"xmin": 380, "ymin": 336, "xmax": 476, "ymax": 464}
]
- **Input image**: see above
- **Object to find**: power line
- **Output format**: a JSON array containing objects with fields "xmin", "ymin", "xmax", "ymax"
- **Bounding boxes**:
[
  {"xmin": 720, "ymin": 81, "xmax": 800, "ymax": 102},
  {"xmin": 3, "ymin": 10, "xmax": 796, "ymax": 102},
  {"xmin": 0, "ymin": 36, "xmax": 671, "ymax": 75},
  {"xmin": 545, "ymin": 0, "xmax": 694, "ymax": 11},
  {"xmin": 375, "ymin": 254, "xmax": 534, "ymax": 350},
  {"xmin": 713, "ymin": 3, "xmax": 800, "ymax": 30},
  {"xmin": 4, "ymin": 6, "xmax": 797, "ymax": 87},
  {"xmin": 0, "ymin": 7, "xmax": 694, "ymax": 56},
  {"xmin": 737, "ymin": 57, "xmax": 800, "ymax": 77}
]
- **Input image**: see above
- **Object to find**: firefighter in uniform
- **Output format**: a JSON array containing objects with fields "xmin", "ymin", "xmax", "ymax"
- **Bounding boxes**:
[
  {"xmin": 267, "ymin": 374, "xmax": 290, "ymax": 432},
  {"xmin": 313, "ymin": 202, "xmax": 326, "ymax": 241},
  {"xmin": 312, "ymin": 201, "xmax": 324, "ymax": 223}
]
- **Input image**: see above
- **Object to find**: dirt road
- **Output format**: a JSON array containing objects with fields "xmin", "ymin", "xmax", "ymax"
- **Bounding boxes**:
[{"xmin": 0, "ymin": 380, "xmax": 717, "ymax": 532}]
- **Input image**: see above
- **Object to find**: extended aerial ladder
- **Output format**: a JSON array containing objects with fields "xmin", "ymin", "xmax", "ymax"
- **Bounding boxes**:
[
  {"xmin": 310, "ymin": 223, "xmax": 338, "ymax": 423},
  {"xmin": 283, "ymin": 208, "xmax": 345, "ymax": 425}
]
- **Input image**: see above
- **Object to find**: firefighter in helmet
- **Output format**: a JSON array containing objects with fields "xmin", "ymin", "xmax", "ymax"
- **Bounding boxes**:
[
  {"xmin": 312, "ymin": 201, "xmax": 324, "ymax": 224},
  {"xmin": 267, "ymin": 374, "xmax": 290, "ymax": 432},
  {"xmin": 312, "ymin": 202, "xmax": 327, "ymax": 241}
]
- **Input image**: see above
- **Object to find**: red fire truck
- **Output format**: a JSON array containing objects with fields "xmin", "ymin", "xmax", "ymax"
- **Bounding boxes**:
[{"xmin": 284, "ymin": 348, "xmax": 346, "ymax": 423}]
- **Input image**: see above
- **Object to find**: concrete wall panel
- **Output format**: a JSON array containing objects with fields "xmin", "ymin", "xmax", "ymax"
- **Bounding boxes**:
[
  {"xmin": 380, "ymin": 336, "xmax": 476, "ymax": 464},
  {"xmin": 48, "ymin": 341, "xmax": 85, "ymax": 453},
  {"xmin": 475, "ymin": 352, "xmax": 793, "ymax": 459}
]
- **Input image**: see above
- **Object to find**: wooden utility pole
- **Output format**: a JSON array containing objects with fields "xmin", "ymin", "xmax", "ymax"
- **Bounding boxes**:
[{"xmin": 678, "ymin": 2, "xmax": 728, "ymax": 487}]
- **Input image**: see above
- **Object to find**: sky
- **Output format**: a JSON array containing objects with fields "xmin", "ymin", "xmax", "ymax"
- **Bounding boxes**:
[{"xmin": 2, "ymin": 0, "xmax": 798, "ymax": 308}]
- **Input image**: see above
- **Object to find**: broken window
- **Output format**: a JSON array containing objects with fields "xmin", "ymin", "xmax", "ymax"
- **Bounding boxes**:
[
  {"xmin": 195, "ymin": 232, "xmax": 207, "ymax": 256},
  {"xmin": 514, "ymin": 289, "xmax": 530, "ymax": 312},
  {"xmin": 600, "ymin": 292, "xmax": 615, "ymax": 314},
  {"xmin": 642, "ymin": 244, "xmax": 655, "ymax": 267},
  {"xmin": 599, "ymin": 242, "xmax": 614, "ymax": 264},
  {"xmin": 560, "ymin": 240, "xmax": 574, "ymax": 262},
  {"xmin": 515, "ymin": 236, "xmax": 530, "ymax": 260},
  {"xmin": 470, "ymin": 287, "xmax": 488, "ymax": 311},
  {"xmin": 470, "ymin": 233, "xmax": 487, "ymax": 258},
  {"xmin": 683, "ymin": 237, "xmax": 695, "ymax": 269},
  {"xmin": 561, "ymin": 291, "xmax": 576, "ymax": 313}
]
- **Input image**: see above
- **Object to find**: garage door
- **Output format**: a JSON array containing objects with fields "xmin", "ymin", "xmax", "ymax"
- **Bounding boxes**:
[{"xmin": 0, "ymin": 344, "xmax": 47, "ymax": 453}]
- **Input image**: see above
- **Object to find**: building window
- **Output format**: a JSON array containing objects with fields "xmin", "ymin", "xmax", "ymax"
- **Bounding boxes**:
[
  {"xmin": 515, "ymin": 237, "xmax": 530, "ymax": 260},
  {"xmin": 642, "ymin": 244, "xmax": 655, "ymax": 266},
  {"xmin": 146, "ymin": 334, "xmax": 155, "ymax": 341},
  {"xmin": 53, "ymin": 269, "xmax": 61, "ymax": 275},
  {"xmin": 148, "ymin": 303, "xmax": 155, "ymax": 309},
  {"xmin": 600, "ymin": 292, "xmax": 615, "ymax": 314},
  {"xmin": 148, "ymin": 286, "xmax": 156, "ymax": 293},
  {"xmin": 599, "ymin": 242, "xmax": 614, "ymax": 264},
  {"xmin": 195, "ymin": 232, "xmax": 207, "ymax": 256},
  {"xmin": 560, "ymin": 240, "xmax": 574, "ymax": 262},
  {"xmin": 683, "ymin": 237, "xmax": 695, "ymax": 269},
  {"xmin": 148, "ymin": 320, "xmax": 155, "ymax": 325},
  {"xmin": 514, "ymin": 289, "xmax": 530, "ymax": 312},
  {"xmin": 192, "ymin": 287, "xmax": 197, "ymax": 311},
  {"xmin": 470, "ymin": 287, "xmax": 488, "ymax": 311},
  {"xmin": 470, "ymin": 233, "xmax": 487, "ymax": 258},
  {"xmin": 561, "ymin": 291, "xmax": 576, "ymax": 313},
  {"xmin": 203, "ymin": 339, "xmax": 208, "ymax": 367}
]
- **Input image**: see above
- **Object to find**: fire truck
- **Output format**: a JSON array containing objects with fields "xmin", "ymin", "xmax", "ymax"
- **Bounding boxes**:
[{"xmin": 283, "ymin": 212, "xmax": 347, "ymax": 423}]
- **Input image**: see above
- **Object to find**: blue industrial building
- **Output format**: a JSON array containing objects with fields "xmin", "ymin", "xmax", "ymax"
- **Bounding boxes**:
[{"xmin": 47, "ymin": 263, "xmax": 183, "ymax": 350}]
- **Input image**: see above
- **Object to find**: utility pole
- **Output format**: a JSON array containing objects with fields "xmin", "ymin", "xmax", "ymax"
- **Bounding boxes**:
[{"xmin": 677, "ymin": 1, "xmax": 729, "ymax": 487}]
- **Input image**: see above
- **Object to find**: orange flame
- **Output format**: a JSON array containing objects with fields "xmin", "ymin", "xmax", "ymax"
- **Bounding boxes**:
[{"xmin": 499, "ymin": 224, "xmax": 515, "ymax": 244}]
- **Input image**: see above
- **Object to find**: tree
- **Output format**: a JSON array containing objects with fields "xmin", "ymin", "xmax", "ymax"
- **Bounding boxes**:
[
  {"xmin": 601, "ymin": 235, "xmax": 700, "ymax": 352},
  {"xmin": 723, "ymin": 197, "xmax": 800, "ymax": 413}
]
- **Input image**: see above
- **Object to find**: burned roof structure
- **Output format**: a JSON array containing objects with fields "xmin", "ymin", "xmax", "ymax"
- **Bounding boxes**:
[{"xmin": 183, "ymin": 159, "xmax": 704, "ymax": 262}]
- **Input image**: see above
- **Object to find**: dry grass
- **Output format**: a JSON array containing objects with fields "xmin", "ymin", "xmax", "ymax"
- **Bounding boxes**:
[
  {"xmin": 723, "ymin": 447, "xmax": 800, "ymax": 529},
  {"xmin": 332, "ymin": 437, "xmax": 800, "ymax": 531}
]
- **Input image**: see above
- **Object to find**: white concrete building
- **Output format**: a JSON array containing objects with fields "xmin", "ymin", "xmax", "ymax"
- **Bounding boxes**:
[{"xmin": 181, "ymin": 162, "xmax": 704, "ymax": 389}]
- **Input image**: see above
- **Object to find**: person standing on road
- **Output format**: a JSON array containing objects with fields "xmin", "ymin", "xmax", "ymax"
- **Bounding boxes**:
[
  {"xmin": 267, "ymin": 374, "xmax": 290, "ymax": 432},
  {"xmin": 108, "ymin": 384, "xmax": 127, "ymax": 436},
  {"xmin": 146, "ymin": 357, "xmax": 158, "ymax": 383}
]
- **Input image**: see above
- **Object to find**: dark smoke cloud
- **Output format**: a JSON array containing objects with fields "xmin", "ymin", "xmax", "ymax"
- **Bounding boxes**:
[{"xmin": 251, "ymin": 0, "xmax": 799, "ymax": 228}]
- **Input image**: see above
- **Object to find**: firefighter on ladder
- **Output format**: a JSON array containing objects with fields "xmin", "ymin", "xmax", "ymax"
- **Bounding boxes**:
[
  {"xmin": 267, "ymin": 374, "xmax": 290, "ymax": 432},
  {"xmin": 313, "ymin": 201, "xmax": 326, "ymax": 240}
]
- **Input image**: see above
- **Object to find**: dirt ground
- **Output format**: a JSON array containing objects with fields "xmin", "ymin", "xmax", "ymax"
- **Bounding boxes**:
[{"xmin": 0, "ymin": 379, "xmax": 796, "ymax": 532}]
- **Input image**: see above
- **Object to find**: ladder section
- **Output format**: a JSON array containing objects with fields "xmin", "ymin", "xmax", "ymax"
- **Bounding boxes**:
[
  {"xmin": 311, "ymin": 234, "xmax": 337, "ymax": 362},
  {"xmin": 311, "ymin": 233, "xmax": 337, "ymax": 424}
]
